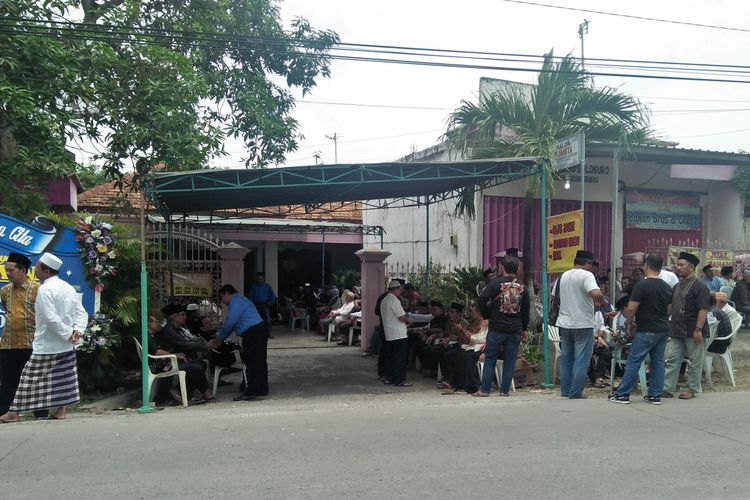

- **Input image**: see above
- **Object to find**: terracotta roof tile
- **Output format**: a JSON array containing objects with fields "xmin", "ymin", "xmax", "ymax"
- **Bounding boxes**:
[{"xmin": 77, "ymin": 174, "xmax": 362, "ymax": 223}]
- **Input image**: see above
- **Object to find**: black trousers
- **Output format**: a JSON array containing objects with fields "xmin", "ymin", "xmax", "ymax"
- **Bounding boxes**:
[
  {"xmin": 376, "ymin": 326, "xmax": 387, "ymax": 377},
  {"xmin": 242, "ymin": 322, "xmax": 269, "ymax": 396},
  {"xmin": 385, "ymin": 338, "xmax": 409, "ymax": 385},
  {"xmin": 448, "ymin": 350, "xmax": 482, "ymax": 393},
  {"xmin": 416, "ymin": 342, "xmax": 447, "ymax": 372},
  {"xmin": 178, "ymin": 360, "xmax": 209, "ymax": 395},
  {"xmin": 0, "ymin": 349, "xmax": 48, "ymax": 417}
]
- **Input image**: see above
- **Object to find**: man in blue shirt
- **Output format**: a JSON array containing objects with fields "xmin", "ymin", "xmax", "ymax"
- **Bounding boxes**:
[
  {"xmin": 701, "ymin": 265, "xmax": 722, "ymax": 293},
  {"xmin": 211, "ymin": 284, "xmax": 268, "ymax": 401},
  {"xmin": 248, "ymin": 272, "xmax": 277, "ymax": 332}
]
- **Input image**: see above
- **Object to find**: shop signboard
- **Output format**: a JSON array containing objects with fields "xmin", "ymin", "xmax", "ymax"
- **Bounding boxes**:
[
  {"xmin": 167, "ymin": 271, "xmax": 214, "ymax": 297},
  {"xmin": 626, "ymin": 189, "xmax": 701, "ymax": 231},
  {"xmin": 0, "ymin": 214, "xmax": 95, "ymax": 335},
  {"xmin": 546, "ymin": 209, "xmax": 583, "ymax": 273},
  {"xmin": 704, "ymin": 250, "xmax": 734, "ymax": 271},
  {"xmin": 554, "ymin": 132, "xmax": 584, "ymax": 171}
]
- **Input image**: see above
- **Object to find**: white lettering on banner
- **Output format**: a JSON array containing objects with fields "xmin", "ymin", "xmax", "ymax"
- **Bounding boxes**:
[
  {"xmin": 0, "ymin": 226, "xmax": 5, "ymax": 237},
  {"xmin": 8, "ymin": 226, "xmax": 33, "ymax": 246},
  {"xmin": 565, "ymin": 164, "xmax": 610, "ymax": 184}
]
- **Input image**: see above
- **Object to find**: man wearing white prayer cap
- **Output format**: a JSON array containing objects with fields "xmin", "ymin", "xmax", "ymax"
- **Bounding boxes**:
[
  {"xmin": 380, "ymin": 279, "xmax": 413, "ymax": 386},
  {"xmin": 0, "ymin": 252, "xmax": 88, "ymax": 423}
]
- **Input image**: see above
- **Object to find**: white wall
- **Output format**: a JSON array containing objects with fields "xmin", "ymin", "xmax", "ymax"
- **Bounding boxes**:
[{"xmin": 365, "ymin": 153, "xmax": 745, "ymax": 269}]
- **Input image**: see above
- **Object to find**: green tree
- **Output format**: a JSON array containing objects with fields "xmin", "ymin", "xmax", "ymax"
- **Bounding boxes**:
[
  {"xmin": 446, "ymin": 51, "xmax": 650, "ymax": 320},
  {"xmin": 0, "ymin": 0, "xmax": 338, "ymax": 216}
]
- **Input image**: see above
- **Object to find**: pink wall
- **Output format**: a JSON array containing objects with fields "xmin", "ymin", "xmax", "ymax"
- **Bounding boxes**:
[{"xmin": 483, "ymin": 196, "xmax": 613, "ymax": 277}]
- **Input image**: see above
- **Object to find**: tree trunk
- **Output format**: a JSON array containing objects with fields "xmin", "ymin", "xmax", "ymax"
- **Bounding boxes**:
[{"xmin": 522, "ymin": 189, "xmax": 538, "ymax": 328}]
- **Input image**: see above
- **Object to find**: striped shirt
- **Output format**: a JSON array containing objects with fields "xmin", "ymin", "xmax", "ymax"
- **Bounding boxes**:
[{"xmin": 0, "ymin": 280, "xmax": 39, "ymax": 349}]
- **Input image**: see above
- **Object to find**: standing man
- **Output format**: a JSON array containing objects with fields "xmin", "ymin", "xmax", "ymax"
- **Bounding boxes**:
[
  {"xmin": 0, "ymin": 253, "xmax": 47, "ymax": 419},
  {"xmin": 475, "ymin": 255, "xmax": 529, "ymax": 397},
  {"xmin": 554, "ymin": 250, "xmax": 609, "ymax": 399},
  {"xmin": 663, "ymin": 252, "xmax": 711, "ymax": 400},
  {"xmin": 211, "ymin": 284, "xmax": 267, "ymax": 402},
  {"xmin": 608, "ymin": 254, "xmax": 673, "ymax": 405},
  {"xmin": 659, "ymin": 266, "xmax": 679, "ymax": 289},
  {"xmin": 248, "ymin": 272, "xmax": 277, "ymax": 333},
  {"xmin": 0, "ymin": 253, "xmax": 88, "ymax": 423},
  {"xmin": 380, "ymin": 280, "xmax": 411, "ymax": 387}
]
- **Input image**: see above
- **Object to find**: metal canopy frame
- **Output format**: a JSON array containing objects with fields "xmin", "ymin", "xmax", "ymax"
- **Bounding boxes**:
[{"xmin": 144, "ymin": 158, "xmax": 540, "ymax": 217}]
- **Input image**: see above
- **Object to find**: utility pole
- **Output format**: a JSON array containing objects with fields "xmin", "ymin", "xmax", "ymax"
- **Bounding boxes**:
[
  {"xmin": 578, "ymin": 19, "xmax": 589, "ymax": 70},
  {"xmin": 325, "ymin": 133, "xmax": 339, "ymax": 164},
  {"xmin": 578, "ymin": 19, "xmax": 589, "ymax": 244},
  {"xmin": 313, "ymin": 151, "xmax": 322, "ymax": 165}
]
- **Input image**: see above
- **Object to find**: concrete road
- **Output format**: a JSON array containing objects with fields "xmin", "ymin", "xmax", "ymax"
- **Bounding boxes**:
[{"xmin": 2, "ymin": 386, "xmax": 749, "ymax": 499}]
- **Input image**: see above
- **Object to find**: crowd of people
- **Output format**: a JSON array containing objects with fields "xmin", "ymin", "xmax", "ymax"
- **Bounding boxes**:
[
  {"xmin": 0, "ymin": 245, "xmax": 742, "ymax": 423},
  {"xmin": 554, "ymin": 249, "xmax": 740, "ymax": 404}
]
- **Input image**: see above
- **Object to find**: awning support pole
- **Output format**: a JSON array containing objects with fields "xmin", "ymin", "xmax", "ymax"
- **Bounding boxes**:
[
  {"xmin": 321, "ymin": 229, "xmax": 326, "ymax": 286},
  {"xmin": 138, "ymin": 181, "xmax": 155, "ymax": 414},
  {"xmin": 540, "ymin": 161, "xmax": 555, "ymax": 389},
  {"xmin": 425, "ymin": 199, "xmax": 430, "ymax": 287}
]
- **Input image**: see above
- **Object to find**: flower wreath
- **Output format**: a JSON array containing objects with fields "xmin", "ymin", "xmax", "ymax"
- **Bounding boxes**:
[{"xmin": 75, "ymin": 216, "xmax": 117, "ymax": 292}]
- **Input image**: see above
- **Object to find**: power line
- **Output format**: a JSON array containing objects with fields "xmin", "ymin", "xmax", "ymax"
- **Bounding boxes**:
[
  {"xmin": 498, "ymin": 0, "xmax": 750, "ymax": 33},
  {"xmin": 643, "ymin": 95, "xmax": 750, "ymax": 104},
  {"xmin": 671, "ymin": 126, "xmax": 750, "ymax": 139},
  {"xmin": 2, "ymin": 18, "xmax": 750, "ymax": 82},
  {"xmin": 298, "ymin": 100, "xmax": 453, "ymax": 111}
]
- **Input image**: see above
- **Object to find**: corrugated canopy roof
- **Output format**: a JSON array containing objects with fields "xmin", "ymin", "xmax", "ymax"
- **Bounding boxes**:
[{"xmin": 145, "ymin": 158, "xmax": 540, "ymax": 215}]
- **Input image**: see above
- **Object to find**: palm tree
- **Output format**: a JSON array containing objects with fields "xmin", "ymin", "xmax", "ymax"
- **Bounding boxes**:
[{"xmin": 445, "ymin": 51, "xmax": 650, "ymax": 322}]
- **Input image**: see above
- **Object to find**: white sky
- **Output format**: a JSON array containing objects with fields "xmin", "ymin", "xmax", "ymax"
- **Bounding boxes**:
[
  {"xmin": 251, "ymin": 0, "xmax": 749, "ymax": 168},
  {"xmin": 72, "ymin": 0, "xmax": 750, "ymax": 169}
]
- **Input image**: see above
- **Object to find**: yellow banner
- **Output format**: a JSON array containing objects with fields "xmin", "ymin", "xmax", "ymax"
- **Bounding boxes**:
[
  {"xmin": 167, "ymin": 272, "xmax": 213, "ymax": 297},
  {"xmin": 666, "ymin": 247, "xmax": 701, "ymax": 276},
  {"xmin": 704, "ymin": 250, "xmax": 734, "ymax": 271},
  {"xmin": 546, "ymin": 210, "xmax": 583, "ymax": 273}
]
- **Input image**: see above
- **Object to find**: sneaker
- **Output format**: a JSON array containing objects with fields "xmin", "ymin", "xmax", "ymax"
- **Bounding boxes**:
[
  {"xmin": 644, "ymin": 395, "xmax": 662, "ymax": 405},
  {"xmin": 608, "ymin": 394, "xmax": 630, "ymax": 404}
]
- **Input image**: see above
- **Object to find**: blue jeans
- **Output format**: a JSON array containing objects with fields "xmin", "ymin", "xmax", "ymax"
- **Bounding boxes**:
[
  {"xmin": 559, "ymin": 327, "xmax": 594, "ymax": 398},
  {"xmin": 480, "ymin": 329, "xmax": 521, "ymax": 394},
  {"xmin": 615, "ymin": 331, "xmax": 668, "ymax": 398}
]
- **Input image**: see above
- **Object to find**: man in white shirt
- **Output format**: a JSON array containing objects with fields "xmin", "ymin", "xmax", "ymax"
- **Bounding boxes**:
[
  {"xmin": 554, "ymin": 250, "xmax": 609, "ymax": 399},
  {"xmin": 0, "ymin": 252, "xmax": 88, "ymax": 423},
  {"xmin": 659, "ymin": 268, "xmax": 679, "ymax": 289},
  {"xmin": 380, "ymin": 280, "xmax": 411, "ymax": 386}
]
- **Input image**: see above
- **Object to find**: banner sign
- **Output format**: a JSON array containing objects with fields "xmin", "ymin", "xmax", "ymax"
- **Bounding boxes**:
[
  {"xmin": 168, "ymin": 272, "xmax": 213, "ymax": 297},
  {"xmin": 546, "ymin": 210, "xmax": 583, "ymax": 273},
  {"xmin": 554, "ymin": 132, "xmax": 584, "ymax": 171},
  {"xmin": 666, "ymin": 246, "xmax": 701, "ymax": 275},
  {"xmin": 704, "ymin": 250, "xmax": 734, "ymax": 271},
  {"xmin": 0, "ymin": 214, "xmax": 95, "ymax": 335},
  {"xmin": 625, "ymin": 189, "xmax": 701, "ymax": 231}
]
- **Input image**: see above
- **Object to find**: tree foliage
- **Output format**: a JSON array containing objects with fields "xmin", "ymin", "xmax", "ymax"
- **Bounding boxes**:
[
  {"xmin": 0, "ymin": 0, "xmax": 338, "ymax": 216},
  {"xmin": 445, "ymin": 51, "xmax": 651, "ymax": 218}
]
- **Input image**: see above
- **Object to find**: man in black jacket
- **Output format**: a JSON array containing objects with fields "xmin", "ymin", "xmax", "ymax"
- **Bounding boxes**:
[{"xmin": 474, "ymin": 256, "xmax": 530, "ymax": 397}]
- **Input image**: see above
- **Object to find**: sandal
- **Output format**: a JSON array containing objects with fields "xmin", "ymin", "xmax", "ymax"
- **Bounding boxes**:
[
  {"xmin": 678, "ymin": 391, "xmax": 695, "ymax": 400},
  {"xmin": 437, "ymin": 381, "xmax": 452, "ymax": 390},
  {"xmin": 442, "ymin": 389, "xmax": 459, "ymax": 395},
  {"xmin": 471, "ymin": 391, "xmax": 490, "ymax": 397},
  {"xmin": 395, "ymin": 381, "xmax": 413, "ymax": 387}
]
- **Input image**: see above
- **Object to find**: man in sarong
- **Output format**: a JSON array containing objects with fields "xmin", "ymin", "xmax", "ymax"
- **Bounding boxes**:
[{"xmin": 0, "ymin": 252, "xmax": 88, "ymax": 423}]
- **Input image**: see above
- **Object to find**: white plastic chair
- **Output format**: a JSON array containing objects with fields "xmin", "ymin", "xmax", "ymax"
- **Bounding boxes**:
[
  {"xmin": 211, "ymin": 349, "xmax": 248, "ymax": 395},
  {"xmin": 347, "ymin": 318, "xmax": 362, "ymax": 347},
  {"xmin": 547, "ymin": 325, "xmax": 561, "ymax": 382},
  {"xmin": 288, "ymin": 304, "xmax": 310, "ymax": 330},
  {"xmin": 476, "ymin": 360, "xmax": 516, "ymax": 393},
  {"xmin": 704, "ymin": 312, "xmax": 741, "ymax": 387},
  {"xmin": 134, "ymin": 338, "xmax": 188, "ymax": 407}
]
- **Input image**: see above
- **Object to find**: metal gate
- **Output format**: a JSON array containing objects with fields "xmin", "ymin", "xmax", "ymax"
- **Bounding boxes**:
[{"xmin": 146, "ymin": 222, "xmax": 223, "ymax": 321}]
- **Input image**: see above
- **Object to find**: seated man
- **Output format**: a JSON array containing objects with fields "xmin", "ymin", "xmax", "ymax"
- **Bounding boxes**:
[
  {"xmin": 415, "ymin": 301, "xmax": 460, "ymax": 376},
  {"xmin": 718, "ymin": 266, "xmax": 736, "ymax": 296},
  {"xmin": 148, "ymin": 315, "xmax": 214, "ymax": 404},
  {"xmin": 440, "ymin": 303, "xmax": 488, "ymax": 393},
  {"xmin": 708, "ymin": 292, "xmax": 741, "ymax": 356},
  {"xmin": 157, "ymin": 304, "xmax": 210, "ymax": 360},
  {"xmin": 730, "ymin": 270, "xmax": 750, "ymax": 320},
  {"xmin": 588, "ymin": 310, "xmax": 613, "ymax": 388},
  {"xmin": 319, "ymin": 291, "xmax": 357, "ymax": 337}
]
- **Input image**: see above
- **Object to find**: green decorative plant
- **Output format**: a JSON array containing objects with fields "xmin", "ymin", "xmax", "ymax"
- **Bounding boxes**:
[{"xmin": 331, "ymin": 269, "xmax": 360, "ymax": 291}]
